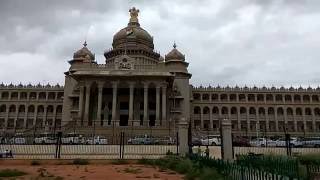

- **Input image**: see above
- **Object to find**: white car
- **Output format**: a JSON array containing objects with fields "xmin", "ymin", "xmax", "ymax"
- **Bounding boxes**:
[
  {"xmin": 9, "ymin": 137, "xmax": 26, "ymax": 144},
  {"xmin": 61, "ymin": 133, "xmax": 85, "ymax": 144},
  {"xmin": 275, "ymin": 137, "xmax": 303, "ymax": 147},
  {"xmin": 249, "ymin": 138, "xmax": 267, "ymax": 147},
  {"xmin": 303, "ymin": 137, "xmax": 320, "ymax": 148},
  {"xmin": 86, "ymin": 136, "xmax": 108, "ymax": 145},
  {"xmin": 201, "ymin": 135, "xmax": 221, "ymax": 146},
  {"xmin": 34, "ymin": 133, "xmax": 57, "ymax": 144}
]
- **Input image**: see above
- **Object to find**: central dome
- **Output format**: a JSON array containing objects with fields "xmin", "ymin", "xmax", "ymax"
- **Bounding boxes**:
[{"xmin": 112, "ymin": 7, "xmax": 154, "ymax": 50}]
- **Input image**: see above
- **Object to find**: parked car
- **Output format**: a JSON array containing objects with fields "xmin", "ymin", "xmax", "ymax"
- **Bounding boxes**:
[
  {"xmin": 127, "ymin": 135, "xmax": 158, "ymax": 145},
  {"xmin": 232, "ymin": 137, "xmax": 250, "ymax": 147},
  {"xmin": 201, "ymin": 135, "xmax": 221, "ymax": 146},
  {"xmin": 61, "ymin": 133, "xmax": 85, "ymax": 144},
  {"xmin": 9, "ymin": 133, "xmax": 26, "ymax": 144},
  {"xmin": 303, "ymin": 137, "xmax": 320, "ymax": 148},
  {"xmin": 275, "ymin": 137, "xmax": 303, "ymax": 147},
  {"xmin": 191, "ymin": 137, "xmax": 202, "ymax": 146},
  {"xmin": 34, "ymin": 133, "xmax": 57, "ymax": 144},
  {"xmin": 86, "ymin": 136, "xmax": 108, "ymax": 145},
  {"xmin": 249, "ymin": 138, "xmax": 267, "ymax": 147},
  {"xmin": 158, "ymin": 136, "xmax": 175, "ymax": 145}
]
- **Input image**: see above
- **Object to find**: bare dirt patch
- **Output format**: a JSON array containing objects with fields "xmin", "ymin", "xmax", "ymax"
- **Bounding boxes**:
[{"xmin": 0, "ymin": 160, "xmax": 183, "ymax": 180}]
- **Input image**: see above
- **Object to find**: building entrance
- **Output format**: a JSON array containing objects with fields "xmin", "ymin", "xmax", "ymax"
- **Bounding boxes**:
[{"xmin": 120, "ymin": 115, "xmax": 128, "ymax": 126}]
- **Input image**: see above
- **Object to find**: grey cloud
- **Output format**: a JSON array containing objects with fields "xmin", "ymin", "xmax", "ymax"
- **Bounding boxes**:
[{"xmin": 0, "ymin": 0, "xmax": 319, "ymax": 87}]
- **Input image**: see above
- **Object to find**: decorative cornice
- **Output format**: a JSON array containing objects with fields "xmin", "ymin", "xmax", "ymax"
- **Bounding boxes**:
[{"xmin": 0, "ymin": 83, "xmax": 64, "ymax": 89}]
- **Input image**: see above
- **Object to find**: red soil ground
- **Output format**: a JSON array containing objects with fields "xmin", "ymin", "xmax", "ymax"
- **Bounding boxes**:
[{"xmin": 0, "ymin": 160, "xmax": 184, "ymax": 180}]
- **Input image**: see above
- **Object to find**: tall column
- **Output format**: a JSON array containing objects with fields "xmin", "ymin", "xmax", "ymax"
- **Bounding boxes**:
[
  {"xmin": 129, "ymin": 82, "xmax": 135, "ymax": 125},
  {"xmin": 237, "ymin": 107, "xmax": 241, "ymax": 132},
  {"xmin": 293, "ymin": 110, "xmax": 297, "ymax": 132},
  {"xmin": 97, "ymin": 82, "xmax": 103, "ymax": 127},
  {"xmin": 155, "ymin": 85, "xmax": 160, "ymax": 126},
  {"xmin": 143, "ymin": 83, "xmax": 149, "ymax": 126},
  {"xmin": 302, "ymin": 108, "xmax": 307, "ymax": 131},
  {"xmin": 200, "ymin": 107, "xmax": 204, "ymax": 129},
  {"xmin": 209, "ymin": 107, "xmax": 213, "ymax": 130},
  {"xmin": 265, "ymin": 107, "xmax": 270, "ymax": 132},
  {"xmin": 4, "ymin": 106, "xmax": 8, "ymax": 129},
  {"xmin": 23, "ymin": 103, "xmax": 27, "ymax": 129},
  {"xmin": 33, "ymin": 106, "xmax": 38, "ymax": 127},
  {"xmin": 311, "ymin": 108, "xmax": 316, "ymax": 132},
  {"xmin": 162, "ymin": 85, "xmax": 167, "ymax": 126},
  {"xmin": 43, "ymin": 105, "xmax": 47, "ymax": 128},
  {"xmin": 111, "ymin": 82, "xmax": 118, "ymax": 124},
  {"xmin": 78, "ymin": 86, "xmax": 84, "ymax": 125},
  {"xmin": 84, "ymin": 83, "xmax": 91, "ymax": 126}
]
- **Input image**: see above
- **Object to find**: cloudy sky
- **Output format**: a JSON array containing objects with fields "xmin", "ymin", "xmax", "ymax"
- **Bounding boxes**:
[{"xmin": 0, "ymin": 0, "xmax": 320, "ymax": 87}]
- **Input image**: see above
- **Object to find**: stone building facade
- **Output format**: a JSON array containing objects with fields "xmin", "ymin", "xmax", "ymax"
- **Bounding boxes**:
[{"xmin": 0, "ymin": 8, "xmax": 319, "ymax": 136}]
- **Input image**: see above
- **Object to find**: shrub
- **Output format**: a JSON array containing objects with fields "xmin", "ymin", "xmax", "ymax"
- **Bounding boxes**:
[
  {"xmin": 199, "ymin": 168, "xmax": 223, "ymax": 180},
  {"xmin": 0, "ymin": 169, "xmax": 27, "ymax": 177},
  {"xmin": 174, "ymin": 159, "xmax": 193, "ymax": 174},
  {"xmin": 31, "ymin": 160, "xmax": 40, "ymax": 166},
  {"xmin": 72, "ymin": 159, "xmax": 89, "ymax": 165}
]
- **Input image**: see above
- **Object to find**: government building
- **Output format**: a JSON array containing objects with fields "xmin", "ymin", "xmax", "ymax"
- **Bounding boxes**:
[{"xmin": 0, "ymin": 8, "xmax": 319, "ymax": 136}]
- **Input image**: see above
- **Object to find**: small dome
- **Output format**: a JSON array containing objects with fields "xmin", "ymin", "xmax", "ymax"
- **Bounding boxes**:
[
  {"xmin": 112, "ymin": 7, "xmax": 154, "ymax": 50},
  {"xmin": 165, "ymin": 43, "xmax": 185, "ymax": 61},
  {"xmin": 73, "ymin": 41, "xmax": 95, "ymax": 61}
]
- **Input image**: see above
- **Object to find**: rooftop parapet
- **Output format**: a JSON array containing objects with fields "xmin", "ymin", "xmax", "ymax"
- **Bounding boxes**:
[
  {"xmin": 0, "ymin": 83, "xmax": 64, "ymax": 90},
  {"xmin": 191, "ymin": 85, "xmax": 320, "ymax": 92}
]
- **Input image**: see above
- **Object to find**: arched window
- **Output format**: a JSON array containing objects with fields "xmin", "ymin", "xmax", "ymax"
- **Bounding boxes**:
[
  {"xmin": 37, "ymin": 105, "xmax": 44, "ymax": 113},
  {"xmin": 294, "ymin": 95, "xmax": 301, "ymax": 102},
  {"xmin": 56, "ymin": 105, "xmax": 62, "ymax": 113},
  {"xmin": 47, "ymin": 105, "xmax": 54, "ymax": 113},
  {"xmin": 194, "ymin": 106, "xmax": 201, "ymax": 114},
  {"xmin": 312, "ymin": 95, "xmax": 319, "ymax": 102},
  {"xmin": 305, "ymin": 108, "xmax": 312, "ymax": 115},
  {"xmin": 212, "ymin": 107, "xmax": 219, "ymax": 114},
  {"xmin": 248, "ymin": 94, "xmax": 255, "ymax": 102},
  {"xmin": 230, "ymin": 94, "xmax": 236, "ymax": 101},
  {"xmin": 39, "ymin": 92, "xmax": 46, "ymax": 99},
  {"xmin": 1, "ymin": 92, "xmax": 9, "ymax": 99},
  {"xmin": 48, "ymin": 92, "xmax": 56, "ymax": 100},
  {"xmin": 286, "ymin": 107, "xmax": 293, "ymax": 116},
  {"xmin": 20, "ymin": 92, "xmax": 27, "ymax": 99},
  {"xmin": 28, "ymin": 105, "xmax": 35, "ymax": 113},
  {"xmin": 277, "ymin": 107, "xmax": 284, "ymax": 115},
  {"xmin": 203, "ymin": 107, "xmax": 210, "ymax": 114},
  {"xmin": 0, "ymin": 105, "xmax": 6, "ymax": 112},
  {"xmin": 257, "ymin": 94, "xmax": 264, "ymax": 101},
  {"xmin": 303, "ymin": 95, "xmax": 310, "ymax": 102},
  {"xmin": 9, "ymin": 105, "xmax": 16, "ymax": 112},
  {"xmin": 266, "ymin": 94, "xmax": 273, "ymax": 101},
  {"xmin": 11, "ymin": 92, "xmax": 18, "ymax": 99},
  {"xmin": 276, "ymin": 94, "xmax": 282, "ymax": 102},
  {"xmin": 249, "ymin": 107, "xmax": 256, "ymax": 115},
  {"xmin": 268, "ymin": 107, "xmax": 275, "ymax": 115},
  {"xmin": 296, "ymin": 107, "xmax": 302, "ymax": 116},
  {"xmin": 240, "ymin": 107, "xmax": 246, "ymax": 114},
  {"xmin": 220, "ymin": 94, "xmax": 228, "ymax": 101},
  {"xmin": 18, "ymin": 105, "xmax": 25, "ymax": 113},
  {"xmin": 314, "ymin": 108, "xmax": 320, "ymax": 116},
  {"xmin": 202, "ymin": 94, "xmax": 209, "ymax": 101},
  {"xmin": 231, "ymin": 107, "xmax": 237, "ymax": 115},
  {"xmin": 285, "ymin": 95, "xmax": 292, "ymax": 102},
  {"xmin": 239, "ymin": 94, "xmax": 246, "ymax": 102},
  {"xmin": 258, "ymin": 107, "xmax": 265, "ymax": 115},
  {"xmin": 212, "ymin": 94, "xmax": 218, "ymax": 101},
  {"xmin": 221, "ymin": 107, "xmax": 228, "ymax": 114},
  {"xmin": 193, "ymin": 93, "xmax": 201, "ymax": 100}
]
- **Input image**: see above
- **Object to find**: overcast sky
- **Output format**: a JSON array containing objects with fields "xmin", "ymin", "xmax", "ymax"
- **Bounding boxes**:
[{"xmin": 0, "ymin": 0, "xmax": 320, "ymax": 87}]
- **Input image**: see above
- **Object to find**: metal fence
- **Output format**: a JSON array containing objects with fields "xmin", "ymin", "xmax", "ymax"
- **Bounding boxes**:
[{"xmin": 0, "ymin": 131, "xmax": 179, "ymax": 159}]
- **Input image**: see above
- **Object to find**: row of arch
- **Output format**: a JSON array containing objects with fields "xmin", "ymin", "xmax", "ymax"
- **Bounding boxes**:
[
  {"xmin": 0, "ymin": 91, "xmax": 63, "ymax": 100},
  {"xmin": 193, "ymin": 93, "xmax": 320, "ymax": 102},
  {"xmin": 193, "ymin": 106, "xmax": 320, "ymax": 116},
  {"xmin": 0, "ymin": 104, "xmax": 62, "ymax": 114}
]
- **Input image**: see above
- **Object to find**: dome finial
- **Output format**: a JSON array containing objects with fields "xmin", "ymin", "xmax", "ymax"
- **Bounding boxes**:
[
  {"xmin": 83, "ymin": 40, "xmax": 87, "ymax": 47},
  {"xmin": 129, "ymin": 7, "xmax": 140, "ymax": 25},
  {"xmin": 173, "ymin": 41, "xmax": 177, "ymax": 49}
]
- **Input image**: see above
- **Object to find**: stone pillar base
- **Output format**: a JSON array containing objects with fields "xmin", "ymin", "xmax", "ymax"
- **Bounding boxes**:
[{"xmin": 132, "ymin": 120, "xmax": 141, "ymax": 126}]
